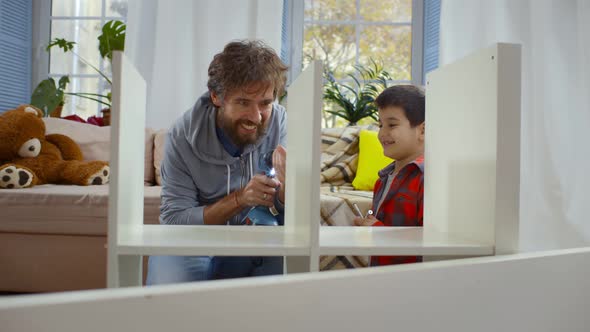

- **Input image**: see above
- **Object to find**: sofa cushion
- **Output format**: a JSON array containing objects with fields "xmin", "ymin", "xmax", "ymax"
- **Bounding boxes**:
[
  {"xmin": 44, "ymin": 118, "xmax": 110, "ymax": 161},
  {"xmin": 352, "ymin": 129, "xmax": 394, "ymax": 191},
  {"xmin": 0, "ymin": 185, "xmax": 162, "ymax": 236},
  {"xmin": 43, "ymin": 118, "xmax": 156, "ymax": 185}
]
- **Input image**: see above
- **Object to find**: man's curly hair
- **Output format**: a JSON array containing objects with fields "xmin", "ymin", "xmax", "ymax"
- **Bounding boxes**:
[{"xmin": 207, "ymin": 40, "xmax": 288, "ymax": 100}]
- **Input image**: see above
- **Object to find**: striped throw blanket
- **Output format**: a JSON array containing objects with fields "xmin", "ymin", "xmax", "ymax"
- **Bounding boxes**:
[
  {"xmin": 320, "ymin": 187, "xmax": 373, "ymax": 269},
  {"xmin": 320, "ymin": 125, "xmax": 377, "ymax": 186},
  {"xmin": 319, "ymin": 125, "xmax": 377, "ymax": 270}
]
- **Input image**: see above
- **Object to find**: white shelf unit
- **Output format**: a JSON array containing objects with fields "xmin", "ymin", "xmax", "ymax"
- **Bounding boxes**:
[
  {"xmin": 107, "ymin": 55, "xmax": 325, "ymax": 287},
  {"xmin": 108, "ymin": 43, "xmax": 521, "ymax": 288}
]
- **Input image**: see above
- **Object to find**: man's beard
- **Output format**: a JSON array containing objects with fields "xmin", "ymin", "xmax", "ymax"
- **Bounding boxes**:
[{"xmin": 217, "ymin": 108, "xmax": 268, "ymax": 148}]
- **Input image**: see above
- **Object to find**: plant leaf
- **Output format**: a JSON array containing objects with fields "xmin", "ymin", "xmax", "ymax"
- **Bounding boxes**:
[
  {"xmin": 322, "ymin": 58, "xmax": 391, "ymax": 126},
  {"xmin": 46, "ymin": 38, "xmax": 76, "ymax": 52},
  {"xmin": 98, "ymin": 20, "xmax": 126, "ymax": 61},
  {"xmin": 58, "ymin": 75, "xmax": 70, "ymax": 90},
  {"xmin": 30, "ymin": 78, "xmax": 61, "ymax": 117}
]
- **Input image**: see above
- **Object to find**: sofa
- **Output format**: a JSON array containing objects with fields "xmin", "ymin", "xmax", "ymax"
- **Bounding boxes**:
[{"xmin": 0, "ymin": 118, "xmax": 374, "ymax": 293}]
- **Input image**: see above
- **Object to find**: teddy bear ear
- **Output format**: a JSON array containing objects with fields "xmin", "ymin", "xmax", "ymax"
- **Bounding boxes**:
[{"xmin": 18, "ymin": 104, "xmax": 43, "ymax": 118}]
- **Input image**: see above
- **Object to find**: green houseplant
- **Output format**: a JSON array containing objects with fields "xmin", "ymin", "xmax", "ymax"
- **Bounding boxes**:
[
  {"xmin": 37, "ymin": 20, "xmax": 126, "ymax": 123},
  {"xmin": 30, "ymin": 75, "xmax": 70, "ymax": 117},
  {"xmin": 323, "ymin": 60, "xmax": 392, "ymax": 126}
]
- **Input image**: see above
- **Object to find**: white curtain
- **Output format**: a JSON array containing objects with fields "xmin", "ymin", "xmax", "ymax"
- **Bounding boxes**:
[
  {"xmin": 440, "ymin": 0, "xmax": 590, "ymax": 251},
  {"xmin": 125, "ymin": 0, "xmax": 284, "ymax": 129}
]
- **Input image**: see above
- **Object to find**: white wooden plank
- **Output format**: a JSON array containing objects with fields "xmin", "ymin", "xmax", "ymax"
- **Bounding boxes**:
[
  {"xmin": 2, "ymin": 248, "xmax": 589, "ymax": 332},
  {"xmin": 108, "ymin": 51, "xmax": 147, "ymax": 287},
  {"xmin": 284, "ymin": 60, "xmax": 323, "ymax": 271},
  {"xmin": 116, "ymin": 225, "xmax": 309, "ymax": 256},
  {"xmin": 319, "ymin": 227, "xmax": 493, "ymax": 256},
  {"xmin": 424, "ymin": 43, "xmax": 521, "ymax": 253},
  {"xmin": 494, "ymin": 44, "xmax": 522, "ymax": 254}
]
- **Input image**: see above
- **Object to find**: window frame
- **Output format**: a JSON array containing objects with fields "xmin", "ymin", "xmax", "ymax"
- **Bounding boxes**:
[
  {"xmin": 32, "ymin": 0, "xmax": 126, "ymax": 117},
  {"xmin": 285, "ymin": 0, "xmax": 425, "ymax": 86}
]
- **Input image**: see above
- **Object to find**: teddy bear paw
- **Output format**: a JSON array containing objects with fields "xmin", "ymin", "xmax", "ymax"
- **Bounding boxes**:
[
  {"xmin": 0, "ymin": 165, "xmax": 34, "ymax": 189},
  {"xmin": 87, "ymin": 165, "xmax": 110, "ymax": 185}
]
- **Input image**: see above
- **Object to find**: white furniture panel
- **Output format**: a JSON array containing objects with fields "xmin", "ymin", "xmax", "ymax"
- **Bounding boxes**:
[
  {"xmin": 2, "ymin": 248, "xmax": 588, "ymax": 332},
  {"xmin": 107, "ymin": 51, "xmax": 147, "ymax": 287},
  {"xmin": 424, "ymin": 43, "xmax": 521, "ymax": 254},
  {"xmin": 319, "ymin": 227, "xmax": 493, "ymax": 256},
  {"xmin": 284, "ymin": 59, "xmax": 323, "ymax": 272},
  {"xmin": 117, "ymin": 225, "xmax": 309, "ymax": 256}
]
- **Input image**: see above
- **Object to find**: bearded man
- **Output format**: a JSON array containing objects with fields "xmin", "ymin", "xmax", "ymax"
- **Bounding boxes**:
[{"xmin": 147, "ymin": 40, "xmax": 288, "ymax": 284}]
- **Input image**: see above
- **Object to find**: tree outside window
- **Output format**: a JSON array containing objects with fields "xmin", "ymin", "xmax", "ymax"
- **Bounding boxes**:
[{"xmin": 303, "ymin": 0, "xmax": 413, "ymax": 127}]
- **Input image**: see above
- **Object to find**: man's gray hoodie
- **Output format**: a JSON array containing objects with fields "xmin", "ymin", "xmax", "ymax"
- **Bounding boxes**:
[{"xmin": 159, "ymin": 93, "xmax": 287, "ymax": 225}]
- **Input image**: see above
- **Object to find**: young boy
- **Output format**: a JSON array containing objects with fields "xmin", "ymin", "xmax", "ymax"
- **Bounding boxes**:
[{"xmin": 353, "ymin": 85, "xmax": 425, "ymax": 266}]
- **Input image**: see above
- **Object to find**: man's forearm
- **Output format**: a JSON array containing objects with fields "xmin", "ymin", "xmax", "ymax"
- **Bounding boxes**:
[{"xmin": 203, "ymin": 190, "xmax": 245, "ymax": 225}]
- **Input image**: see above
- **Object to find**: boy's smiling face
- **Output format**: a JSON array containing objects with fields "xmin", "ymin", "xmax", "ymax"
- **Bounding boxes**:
[{"xmin": 378, "ymin": 106, "xmax": 425, "ymax": 164}]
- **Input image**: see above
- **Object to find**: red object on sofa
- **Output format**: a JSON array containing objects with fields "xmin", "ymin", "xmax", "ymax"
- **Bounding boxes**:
[
  {"xmin": 86, "ymin": 116, "xmax": 105, "ymax": 126},
  {"xmin": 61, "ymin": 114, "xmax": 87, "ymax": 123},
  {"xmin": 61, "ymin": 114, "xmax": 106, "ymax": 127}
]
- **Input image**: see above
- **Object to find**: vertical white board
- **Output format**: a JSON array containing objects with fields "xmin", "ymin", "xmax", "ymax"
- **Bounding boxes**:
[
  {"xmin": 284, "ymin": 60, "xmax": 323, "ymax": 271},
  {"xmin": 107, "ymin": 51, "xmax": 147, "ymax": 287},
  {"xmin": 425, "ymin": 43, "xmax": 521, "ymax": 254}
]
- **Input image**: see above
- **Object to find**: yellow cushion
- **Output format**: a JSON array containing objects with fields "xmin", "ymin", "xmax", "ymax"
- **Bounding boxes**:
[{"xmin": 352, "ymin": 130, "xmax": 394, "ymax": 191}]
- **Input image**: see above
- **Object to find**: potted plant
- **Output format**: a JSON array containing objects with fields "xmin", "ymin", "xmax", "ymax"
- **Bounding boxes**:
[
  {"xmin": 30, "ymin": 76, "xmax": 70, "ymax": 117},
  {"xmin": 44, "ymin": 20, "xmax": 126, "ymax": 125},
  {"xmin": 323, "ymin": 59, "xmax": 391, "ymax": 126}
]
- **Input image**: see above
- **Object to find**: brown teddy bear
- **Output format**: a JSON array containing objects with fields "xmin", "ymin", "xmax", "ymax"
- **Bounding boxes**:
[{"xmin": 0, "ymin": 104, "xmax": 110, "ymax": 189}]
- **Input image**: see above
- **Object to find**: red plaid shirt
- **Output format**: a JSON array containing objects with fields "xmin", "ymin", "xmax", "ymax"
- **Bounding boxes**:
[{"xmin": 370, "ymin": 155, "xmax": 424, "ymax": 266}]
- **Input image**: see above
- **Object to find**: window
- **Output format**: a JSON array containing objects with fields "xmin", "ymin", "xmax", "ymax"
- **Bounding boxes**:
[
  {"xmin": 48, "ymin": 0, "xmax": 127, "ymax": 120},
  {"xmin": 423, "ymin": 0, "xmax": 440, "ymax": 79},
  {"xmin": 301, "ymin": 0, "xmax": 422, "ymax": 127},
  {"xmin": 0, "ymin": 0, "xmax": 32, "ymax": 113}
]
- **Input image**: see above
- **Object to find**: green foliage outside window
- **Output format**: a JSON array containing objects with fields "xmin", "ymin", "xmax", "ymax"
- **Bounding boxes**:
[
  {"xmin": 323, "ymin": 60, "xmax": 391, "ymax": 126},
  {"xmin": 303, "ymin": 0, "xmax": 413, "ymax": 127}
]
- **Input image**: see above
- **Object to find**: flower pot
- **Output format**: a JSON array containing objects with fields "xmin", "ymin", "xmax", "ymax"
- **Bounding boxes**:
[
  {"xmin": 101, "ymin": 108, "xmax": 111, "ymax": 126},
  {"xmin": 49, "ymin": 104, "xmax": 63, "ymax": 118}
]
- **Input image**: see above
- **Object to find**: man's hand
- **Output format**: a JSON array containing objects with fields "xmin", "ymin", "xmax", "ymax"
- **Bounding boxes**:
[
  {"xmin": 353, "ymin": 214, "xmax": 378, "ymax": 226},
  {"xmin": 237, "ymin": 174, "xmax": 279, "ymax": 207},
  {"xmin": 272, "ymin": 145, "xmax": 287, "ymax": 203}
]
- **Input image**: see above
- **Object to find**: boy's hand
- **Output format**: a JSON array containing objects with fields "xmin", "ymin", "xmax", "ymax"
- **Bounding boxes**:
[{"xmin": 354, "ymin": 214, "xmax": 377, "ymax": 226}]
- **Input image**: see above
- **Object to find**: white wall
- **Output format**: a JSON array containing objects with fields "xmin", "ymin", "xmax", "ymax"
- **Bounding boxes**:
[
  {"xmin": 439, "ymin": 0, "xmax": 590, "ymax": 251},
  {"xmin": 125, "ymin": 0, "xmax": 284, "ymax": 129}
]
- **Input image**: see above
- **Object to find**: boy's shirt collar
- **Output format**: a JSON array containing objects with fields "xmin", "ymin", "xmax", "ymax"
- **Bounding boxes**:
[
  {"xmin": 412, "ymin": 155, "xmax": 425, "ymax": 172},
  {"xmin": 378, "ymin": 154, "xmax": 424, "ymax": 178}
]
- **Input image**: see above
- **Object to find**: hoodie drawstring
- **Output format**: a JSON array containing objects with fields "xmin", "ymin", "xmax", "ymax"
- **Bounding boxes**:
[
  {"xmin": 226, "ymin": 164, "xmax": 232, "ymax": 225},
  {"xmin": 249, "ymin": 153, "xmax": 254, "ymax": 181},
  {"xmin": 226, "ymin": 164, "xmax": 231, "ymax": 196}
]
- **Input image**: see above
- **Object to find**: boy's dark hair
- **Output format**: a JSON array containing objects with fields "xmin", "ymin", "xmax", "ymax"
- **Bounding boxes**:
[
  {"xmin": 207, "ymin": 40, "xmax": 288, "ymax": 100},
  {"xmin": 375, "ymin": 85, "xmax": 425, "ymax": 127}
]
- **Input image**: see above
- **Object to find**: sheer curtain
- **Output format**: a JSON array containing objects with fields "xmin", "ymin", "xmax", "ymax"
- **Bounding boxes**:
[
  {"xmin": 125, "ymin": 0, "xmax": 283, "ymax": 128},
  {"xmin": 440, "ymin": 0, "xmax": 590, "ymax": 251}
]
